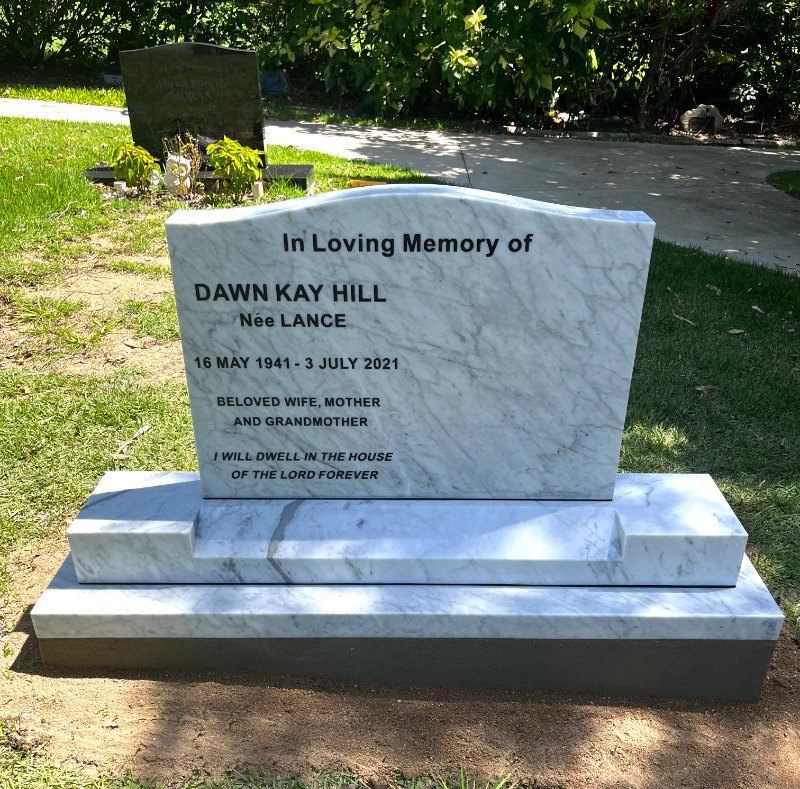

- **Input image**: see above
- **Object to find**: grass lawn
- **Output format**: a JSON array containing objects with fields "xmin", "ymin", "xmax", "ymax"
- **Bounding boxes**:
[
  {"xmin": 623, "ymin": 242, "xmax": 799, "ymax": 620},
  {"xmin": 0, "ymin": 81, "xmax": 482, "ymax": 134},
  {"xmin": 0, "ymin": 115, "xmax": 431, "ymax": 579},
  {"xmin": 767, "ymin": 170, "xmax": 800, "ymax": 199},
  {"xmin": 0, "ymin": 115, "xmax": 798, "ymax": 786},
  {"xmin": 0, "ymin": 741, "xmax": 516, "ymax": 789},
  {"xmin": 0, "ymin": 82, "xmax": 445, "ymax": 130},
  {"xmin": 0, "ymin": 80, "xmax": 461, "ymax": 131},
  {"xmin": 1, "ymin": 83, "xmax": 126, "ymax": 107}
]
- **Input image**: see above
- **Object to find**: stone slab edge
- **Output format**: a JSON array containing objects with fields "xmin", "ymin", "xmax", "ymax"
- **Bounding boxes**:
[
  {"xmin": 501, "ymin": 126, "xmax": 799, "ymax": 149},
  {"xmin": 31, "ymin": 554, "xmax": 783, "ymax": 641},
  {"xmin": 67, "ymin": 471, "xmax": 748, "ymax": 586}
]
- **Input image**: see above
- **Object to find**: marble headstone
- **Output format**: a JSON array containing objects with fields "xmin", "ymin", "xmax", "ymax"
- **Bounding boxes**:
[
  {"xmin": 167, "ymin": 185, "xmax": 655, "ymax": 500},
  {"xmin": 33, "ymin": 186, "xmax": 784, "ymax": 698},
  {"xmin": 120, "ymin": 42, "xmax": 266, "ymax": 158}
]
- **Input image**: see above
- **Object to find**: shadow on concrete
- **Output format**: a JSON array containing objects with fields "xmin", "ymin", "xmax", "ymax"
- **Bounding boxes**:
[{"xmin": 267, "ymin": 120, "xmax": 800, "ymax": 272}]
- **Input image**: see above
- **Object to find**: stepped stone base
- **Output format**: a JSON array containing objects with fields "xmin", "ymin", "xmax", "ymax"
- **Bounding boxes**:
[
  {"xmin": 32, "ymin": 555, "xmax": 783, "ymax": 700},
  {"xmin": 68, "ymin": 471, "xmax": 747, "ymax": 586}
]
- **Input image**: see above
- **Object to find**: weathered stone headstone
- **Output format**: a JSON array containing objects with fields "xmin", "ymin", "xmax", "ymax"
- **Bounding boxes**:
[
  {"xmin": 680, "ymin": 104, "xmax": 724, "ymax": 134},
  {"xmin": 120, "ymin": 42, "xmax": 265, "ymax": 158},
  {"xmin": 30, "ymin": 186, "xmax": 783, "ymax": 699}
]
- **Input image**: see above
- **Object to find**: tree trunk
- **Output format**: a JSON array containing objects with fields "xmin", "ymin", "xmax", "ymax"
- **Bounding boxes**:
[
  {"xmin": 638, "ymin": 0, "xmax": 671, "ymax": 130},
  {"xmin": 637, "ymin": 0, "xmax": 748, "ymax": 131}
]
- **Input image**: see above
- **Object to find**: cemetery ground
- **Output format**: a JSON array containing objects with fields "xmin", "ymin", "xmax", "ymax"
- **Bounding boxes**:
[{"xmin": 0, "ymin": 116, "xmax": 798, "ymax": 789}]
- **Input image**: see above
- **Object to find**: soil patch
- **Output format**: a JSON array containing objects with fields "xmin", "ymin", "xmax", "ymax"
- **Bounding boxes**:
[
  {"xmin": 3, "ymin": 541, "xmax": 798, "ymax": 789},
  {"xmin": 3, "ymin": 265, "xmax": 185, "ymax": 382},
  {"xmin": 39, "ymin": 263, "xmax": 172, "ymax": 311},
  {"xmin": 54, "ymin": 330, "xmax": 184, "ymax": 381}
]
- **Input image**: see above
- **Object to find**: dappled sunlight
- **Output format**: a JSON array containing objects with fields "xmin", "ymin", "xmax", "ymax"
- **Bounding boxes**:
[
  {"xmin": 263, "ymin": 120, "xmax": 799, "ymax": 270},
  {"xmin": 729, "ymin": 146, "xmax": 800, "ymax": 160},
  {"xmin": 266, "ymin": 120, "xmax": 470, "ymax": 184},
  {"xmin": 621, "ymin": 423, "xmax": 691, "ymax": 473},
  {"xmin": 668, "ymin": 174, "xmax": 704, "ymax": 181}
]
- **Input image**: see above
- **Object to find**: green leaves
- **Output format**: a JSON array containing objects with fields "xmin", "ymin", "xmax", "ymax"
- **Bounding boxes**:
[
  {"xmin": 448, "ymin": 46, "xmax": 479, "ymax": 70},
  {"xmin": 276, "ymin": 0, "xmax": 608, "ymax": 116},
  {"xmin": 109, "ymin": 143, "xmax": 157, "ymax": 190},
  {"xmin": 206, "ymin": 136, "xmax": 263, "ymax": 201},
  {"xmin": 464, "ymin": 5, "xmax": 488, "ymax": 34}
]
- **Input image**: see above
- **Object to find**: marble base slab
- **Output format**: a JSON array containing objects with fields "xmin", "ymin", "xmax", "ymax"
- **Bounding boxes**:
[
  {"xmin": 34, "ymin": 554, "xmax": 782, "ymax": 642},
  {"xmin": 68, "ymin": 471, "xmax": 747, "ymax": 586},
  {"xmin": 32, "ymin": 555, "xmax": 783, "ymax": 699}
]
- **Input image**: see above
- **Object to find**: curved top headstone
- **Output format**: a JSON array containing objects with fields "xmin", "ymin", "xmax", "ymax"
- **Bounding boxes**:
[
  {"xmin": 120, "ymin": 42, "xmax": 265, "ymax": 158},
  {"xmin": 166, "ymin": 185, "xmax": 655, "ymax": 500}
]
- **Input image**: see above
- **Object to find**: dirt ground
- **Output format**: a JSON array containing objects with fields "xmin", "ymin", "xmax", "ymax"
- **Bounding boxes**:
[
  {"xmin": 13, "ymin": 260, "xmax": 186, "ymax": 382},
  {"xmin": 2, "ymin": 540, "xmax": 799, "ymax": 789}
]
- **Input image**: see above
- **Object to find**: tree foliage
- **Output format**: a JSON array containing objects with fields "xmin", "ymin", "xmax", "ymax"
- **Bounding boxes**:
[
  {"xmin": 720, "ymin": 0, "xmax": 800, "ymax": 118},
  {"xmin": 1, "ymin": 0, "xmax": 797, "ymax": 127},
  {"xmin": 638, "ymin": 0, "xmax": 748, "ymax": 128},
  {"xmin": 0, "ymin": 0, "xmax": 125, "ymax": 65},
  {"xmin": 593, "ymin": 1, "xmax": 800, "ymax": 125},
  {"xmin": 0, "ymin": 0, "xmax": 291, "ymax": 67},
  {"xmin": 264, "ymin": 0, "xmax": 610, "ymax": 116}
]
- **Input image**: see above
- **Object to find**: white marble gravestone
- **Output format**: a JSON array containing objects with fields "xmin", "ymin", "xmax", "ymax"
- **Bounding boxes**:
[
  {"xmin": 167, "ymin": 186, "xmax": 653, "ymax": 500},
  {"xmin": 30, "ymin": 186, "xmax": 783, "ymax": 699}
]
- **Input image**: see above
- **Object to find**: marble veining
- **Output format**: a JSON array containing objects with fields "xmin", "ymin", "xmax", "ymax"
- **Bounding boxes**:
[
  {"xmin": 69, "ymin": 471, "xmax": 747, "ymax": 586},
  {"xmin": 31, "ymin": 553, "xmax": 783, "ymax": 641},
  {"xmin": 166, "ymin": 185, "xmax": 655, "ymax": 499}
]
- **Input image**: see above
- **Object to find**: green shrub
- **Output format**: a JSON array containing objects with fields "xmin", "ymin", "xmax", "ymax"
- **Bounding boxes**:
[
  {"xmin": 593, "ymin": 0, "xmax": 800, "ymax": 127},
  {"xmin": 207, "ymin": 136, "xmax": 263, "ymax": 200},
  {"xmin": 265, "ymin": 0, "xmax": 609, "ymax": 118},
  {"xmin": 109, "ymin": 142, "xmax": 158, "ymax": 190},
  {"xmin": 3, "ymin": 0, "xmax": 797, "ymax": 126},
  {"xmin": 0, "ymin": 0, "xmax": 113, "ymax": 66},
  {"xmin": 0, "ymin": 0, "xmax": 294, "ymax": 68},
  {"xmin": 724, "ymin": 0, "xmax": 800, "ymax": 118}
]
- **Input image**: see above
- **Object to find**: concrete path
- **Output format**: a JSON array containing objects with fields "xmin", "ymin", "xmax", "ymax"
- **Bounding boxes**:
[
  {"xmin": 0, "ymin": 97, "xmax": 130, "ymax": 125},
  {"xmin": 267, "ymin": 120, "xmax": 800, "ymax": 274},
  {"xmin": 2, "ymin": 98, "xmax": 798, "ymax": 272}
]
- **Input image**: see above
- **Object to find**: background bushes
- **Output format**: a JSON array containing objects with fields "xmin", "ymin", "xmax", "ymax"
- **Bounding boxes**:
[
  {"xmin": 0, "ymin": 0, "xmax": 292, "ymax": 69},
  {"xmin": 1, "ymin": 0, "xmax": 797, "ymax": 126}
]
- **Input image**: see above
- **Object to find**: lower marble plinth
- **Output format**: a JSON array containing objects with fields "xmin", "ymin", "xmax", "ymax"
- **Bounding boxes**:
[
  {"xmin": 32, "ymin": 554, "xmax": 782, "ymax": 699},
  {"xmin": 68, "ymin": 471, "xmax": 748, "ymax": 586}
]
